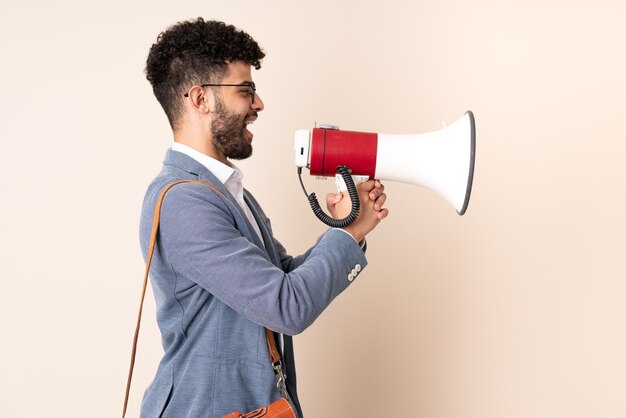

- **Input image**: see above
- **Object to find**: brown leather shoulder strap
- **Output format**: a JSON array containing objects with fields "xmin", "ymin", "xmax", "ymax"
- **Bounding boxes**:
[
  {"xmin": 265, "ymin": 328, "xmax": 281, "ymax": 365},
  {"xmin": 122, "ymin": 180, "xmax": 281, "ymax": 417}
]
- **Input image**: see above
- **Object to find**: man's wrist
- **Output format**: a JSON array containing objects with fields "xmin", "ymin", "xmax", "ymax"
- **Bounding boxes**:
[
  {"xmin": 343, "ymin": 226, "xmax": 365, "ymax": 243},
  {"xmin": 341, "ymin": 226, "xmax": 364, "ymax": 245}
]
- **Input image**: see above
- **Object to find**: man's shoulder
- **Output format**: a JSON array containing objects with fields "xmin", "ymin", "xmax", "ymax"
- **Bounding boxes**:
[
  {"xmin": 142, "ymin": 166, "xmax": 193, "ymax": 207},
  {"xmin": 138, "ymin": 170, "xmax": 236, "ymax": 250},
  {"xmin": 144, "ymin": 173, "xmax": 230, "ymax": 215}
]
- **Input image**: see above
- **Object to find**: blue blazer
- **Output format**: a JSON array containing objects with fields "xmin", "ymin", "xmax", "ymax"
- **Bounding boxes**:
[{"xmin": 139, "ymin": 150, "xmax": 367, "ymax": 417}]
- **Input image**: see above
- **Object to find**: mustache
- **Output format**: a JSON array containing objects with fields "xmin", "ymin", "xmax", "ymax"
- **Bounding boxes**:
[{"xmin": 244, "ymin": 112, "xmax": 258, "ymax": 121}]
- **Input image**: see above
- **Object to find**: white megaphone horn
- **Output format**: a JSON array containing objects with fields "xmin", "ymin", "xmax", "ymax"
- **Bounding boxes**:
[{"xmin": 294, "ymin": 111, "xmax": 476, "ymax": 226}]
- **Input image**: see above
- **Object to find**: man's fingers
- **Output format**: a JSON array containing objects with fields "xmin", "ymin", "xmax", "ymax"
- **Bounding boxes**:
[
  {"xmin": 373, "ymin": 193, "xmax": 387, "ymax": 211},
  {"xmin": 377, "ymin": 208, "xmax": 389, "ymax": 220},
  {"xmin": 368, "ymin": 181, "xmax": 385, "ymax": 200}
]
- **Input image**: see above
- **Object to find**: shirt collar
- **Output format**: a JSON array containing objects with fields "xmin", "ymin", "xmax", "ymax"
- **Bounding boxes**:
[{"xmin": 171, "ymin": 142, "xmax": 243, "ymax": 186}]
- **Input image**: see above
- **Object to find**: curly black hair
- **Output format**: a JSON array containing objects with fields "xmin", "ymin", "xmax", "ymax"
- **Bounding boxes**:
[{"xmin": 145, "ymin": 18, "xmax": 265, "ymax": 129}]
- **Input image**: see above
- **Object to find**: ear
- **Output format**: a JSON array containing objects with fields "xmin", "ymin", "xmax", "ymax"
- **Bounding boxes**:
[{"xmin": 186, "ymin": 85, "xmax": 215, "ymax": 114}]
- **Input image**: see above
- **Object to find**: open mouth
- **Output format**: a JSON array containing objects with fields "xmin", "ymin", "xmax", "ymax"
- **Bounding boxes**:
[{"xmin": 243, "ymin": 116, "xmax": 256, "ymax": 140}]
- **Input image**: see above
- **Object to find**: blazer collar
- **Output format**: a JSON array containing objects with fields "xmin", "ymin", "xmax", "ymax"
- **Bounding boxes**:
[{"xmin": 164, "ymin": 149, "xmax": 231, "ymax": 197}]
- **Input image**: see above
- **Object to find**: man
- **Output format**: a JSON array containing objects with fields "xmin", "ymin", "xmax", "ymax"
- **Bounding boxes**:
[{"xmin": 139, "ymin": 18, "xmax": 388, "ymax": 417}]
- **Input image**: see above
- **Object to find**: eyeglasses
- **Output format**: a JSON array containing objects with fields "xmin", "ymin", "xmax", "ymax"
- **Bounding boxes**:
[{"xmin": 184, "ymin": 82, "xmax": 257, "ymax": 103}]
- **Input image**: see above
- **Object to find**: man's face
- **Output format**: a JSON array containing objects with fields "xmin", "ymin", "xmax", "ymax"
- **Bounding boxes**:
[{"xmin": 210, "ymin": 61, "xmax": 264, "ymax": 160}]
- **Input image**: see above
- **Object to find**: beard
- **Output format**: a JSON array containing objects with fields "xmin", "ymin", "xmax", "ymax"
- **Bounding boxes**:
[{"xmin": 211, "ymin": 97, "xmax": 255, "ymax": 160}]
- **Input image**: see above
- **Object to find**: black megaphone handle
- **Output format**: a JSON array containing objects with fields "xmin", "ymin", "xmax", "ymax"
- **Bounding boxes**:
[{"xmin": 305, "ymin": 165, "xmax": 360, "ymax": 228}]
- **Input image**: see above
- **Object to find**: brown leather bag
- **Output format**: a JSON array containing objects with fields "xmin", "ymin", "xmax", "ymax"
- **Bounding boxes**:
[
  {"xmin": 123, "ymin": 180, "xmax": 296, "ymax": 418},
  {"xmin": 222, "ymin": 398, "xmax": 295, "ymax": 418}
]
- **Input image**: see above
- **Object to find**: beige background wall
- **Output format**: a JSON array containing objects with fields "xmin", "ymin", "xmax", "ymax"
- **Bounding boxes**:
[{"xmin": 1, "ymin": 0, "xmax": 624, "ymax": 417}]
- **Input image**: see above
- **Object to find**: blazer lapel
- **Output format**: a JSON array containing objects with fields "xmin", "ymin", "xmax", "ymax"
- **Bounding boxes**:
[{"xmin": 244, "ymin": 192, "xmax": 281, "ymax": 266}]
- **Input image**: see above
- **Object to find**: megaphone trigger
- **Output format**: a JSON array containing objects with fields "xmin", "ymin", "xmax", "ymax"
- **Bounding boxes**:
[
  {"xmin": 297, "ymin": 165, "xmax": 361, "ymax": 228},
  {"xmin": 335, "ymin": 174, "xmax": 370, "ymax": 193}
]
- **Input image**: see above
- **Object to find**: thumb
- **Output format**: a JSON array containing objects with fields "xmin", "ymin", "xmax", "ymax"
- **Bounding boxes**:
[{"xmin": 326, "ymin": 193, "xmax": 343, "ymax": 206}]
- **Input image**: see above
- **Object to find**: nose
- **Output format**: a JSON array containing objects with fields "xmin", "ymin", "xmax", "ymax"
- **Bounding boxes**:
[{"xmin": 252, "ymin": 92, "xmax": 264, "ymax": 112}]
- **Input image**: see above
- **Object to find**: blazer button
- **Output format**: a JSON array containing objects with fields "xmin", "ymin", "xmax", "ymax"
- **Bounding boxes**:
[
  {"xmin": 355, "ymin": 264, "xmax": 362, "ymax": 272},
  {"xmin": 348, "ymin": 273, "xmax": 355, "ymax": 282},
  {"xmin": 351, "ymin": 269, "xmax": 357, "ymax": 276}
]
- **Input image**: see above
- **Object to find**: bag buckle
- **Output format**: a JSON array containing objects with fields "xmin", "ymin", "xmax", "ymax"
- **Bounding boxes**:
[{"xmin": 272, "ymin": 361, "xmax": 287, "ymax": 396}]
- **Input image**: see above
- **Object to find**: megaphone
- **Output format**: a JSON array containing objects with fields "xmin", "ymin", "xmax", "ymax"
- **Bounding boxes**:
[{"xmin": 294, "ymin": 111, "xmax": 476, "ymax": 227}]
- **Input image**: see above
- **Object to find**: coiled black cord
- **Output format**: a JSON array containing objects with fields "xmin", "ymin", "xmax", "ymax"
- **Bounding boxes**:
[{"xmin": 298, "ymin": 165, "xmax": 360, "ymax": 228}]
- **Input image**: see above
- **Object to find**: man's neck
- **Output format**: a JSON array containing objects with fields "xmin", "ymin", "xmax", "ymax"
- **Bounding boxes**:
[{"xmin": 173, "ymin": 127, "xmax": 227, "ymax": 165}]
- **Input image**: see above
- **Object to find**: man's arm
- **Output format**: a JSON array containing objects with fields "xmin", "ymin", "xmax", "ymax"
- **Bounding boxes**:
[
  {"xmin": 260, "ymin": 178, "xmax": 386, "ymax": 273},
  {"xmin": 159, "ymin": 182, "xmax": 367, "ymax": 336}
]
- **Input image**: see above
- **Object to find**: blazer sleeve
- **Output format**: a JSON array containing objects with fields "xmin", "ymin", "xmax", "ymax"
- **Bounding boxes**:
[
  {"xmin": 159, "ymin": 182, "xmax": 368, "ymax": 336},
  {"xmin": 268, "ymin": 219, "xmax": 318, "ymax": 273}
]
